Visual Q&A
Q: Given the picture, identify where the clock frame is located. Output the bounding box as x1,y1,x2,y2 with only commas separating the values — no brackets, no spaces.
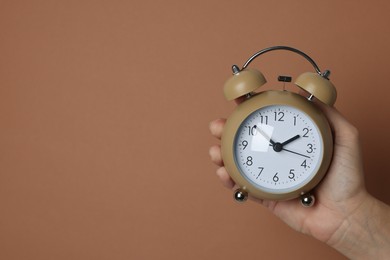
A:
221,90,333,201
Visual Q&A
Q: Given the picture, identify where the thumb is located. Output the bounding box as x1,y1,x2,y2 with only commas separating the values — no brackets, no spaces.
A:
316,102,359,141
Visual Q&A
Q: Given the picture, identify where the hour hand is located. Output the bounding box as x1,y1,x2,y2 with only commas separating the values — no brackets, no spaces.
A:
281,135,300,146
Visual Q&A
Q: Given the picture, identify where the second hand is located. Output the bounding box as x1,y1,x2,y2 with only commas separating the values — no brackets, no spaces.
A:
282,148,311,159
268,144,311,159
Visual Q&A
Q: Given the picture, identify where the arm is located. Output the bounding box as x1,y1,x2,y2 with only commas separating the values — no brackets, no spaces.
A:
209,105,390,259
330,196,390,259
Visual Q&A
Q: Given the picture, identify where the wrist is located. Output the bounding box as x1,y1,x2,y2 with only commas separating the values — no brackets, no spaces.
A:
329,193,390,259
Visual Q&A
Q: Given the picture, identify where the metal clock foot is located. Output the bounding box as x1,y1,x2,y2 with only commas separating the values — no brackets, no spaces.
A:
300,193,315,207
234,189,248,203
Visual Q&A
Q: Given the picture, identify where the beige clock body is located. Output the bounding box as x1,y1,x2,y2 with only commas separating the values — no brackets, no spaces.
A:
221,90,333,201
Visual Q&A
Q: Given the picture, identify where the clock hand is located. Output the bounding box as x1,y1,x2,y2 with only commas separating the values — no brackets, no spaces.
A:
268,143,311,158
254,126,307,157
281,135,300,146
282,148,311,159
253,125,276,145
268,135,300,152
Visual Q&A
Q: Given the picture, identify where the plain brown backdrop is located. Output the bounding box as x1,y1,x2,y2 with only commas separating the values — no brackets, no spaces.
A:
1,1,390,259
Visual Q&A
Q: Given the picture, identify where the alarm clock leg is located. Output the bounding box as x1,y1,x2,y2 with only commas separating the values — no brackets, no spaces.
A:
300,193,315,207
233,188,248,203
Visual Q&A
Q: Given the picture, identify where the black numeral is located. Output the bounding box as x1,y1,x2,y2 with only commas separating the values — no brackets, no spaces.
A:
302,128,310,137
241,140,248,150
260,115,268,125
273,173,279,182
288,169,295,179
274,111,285,122
246,156,253,166
301,160,307,168
246,126,258,136
256,167,264,179
307,144,314,153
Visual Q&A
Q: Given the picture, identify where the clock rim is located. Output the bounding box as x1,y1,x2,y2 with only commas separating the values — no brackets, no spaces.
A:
221,90,333,201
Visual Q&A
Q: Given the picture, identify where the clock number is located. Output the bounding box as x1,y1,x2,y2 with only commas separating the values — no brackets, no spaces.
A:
301,160,307,168
241,140,248,150
246,126,258,136
273,173,279,183
246,156,253,166
256,167,264,179
288,169,295,179
302,128,310,137
307,144,314,153
293,116,297,126
260,115,268,125
274,111,285,122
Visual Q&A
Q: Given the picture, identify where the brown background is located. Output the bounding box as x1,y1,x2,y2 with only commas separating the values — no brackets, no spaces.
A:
1,1,390,259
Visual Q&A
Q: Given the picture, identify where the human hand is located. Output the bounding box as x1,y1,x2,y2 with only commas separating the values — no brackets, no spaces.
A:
209,102,370,245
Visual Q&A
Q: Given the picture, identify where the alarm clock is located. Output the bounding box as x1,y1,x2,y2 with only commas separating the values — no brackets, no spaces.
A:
221,46,337,207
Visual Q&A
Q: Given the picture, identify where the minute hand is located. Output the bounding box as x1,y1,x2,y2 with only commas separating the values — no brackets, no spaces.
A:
253,125,276,145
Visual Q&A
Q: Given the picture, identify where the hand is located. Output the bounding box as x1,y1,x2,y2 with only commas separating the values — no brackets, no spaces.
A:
209,100,390,258
209,103,366,241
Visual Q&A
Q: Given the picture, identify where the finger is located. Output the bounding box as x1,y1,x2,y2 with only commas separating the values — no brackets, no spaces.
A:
234,96,246,105
209,118,226,139
315,103,359,139
209,145,224,166
269,199,310,232
248,196,264,205
216,167,235,189
298,89,356,134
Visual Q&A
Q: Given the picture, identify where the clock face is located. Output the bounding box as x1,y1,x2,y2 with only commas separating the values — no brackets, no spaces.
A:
234,105,324,193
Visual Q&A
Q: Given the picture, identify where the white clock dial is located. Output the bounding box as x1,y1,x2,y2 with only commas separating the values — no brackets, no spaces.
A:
234,105,324,193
